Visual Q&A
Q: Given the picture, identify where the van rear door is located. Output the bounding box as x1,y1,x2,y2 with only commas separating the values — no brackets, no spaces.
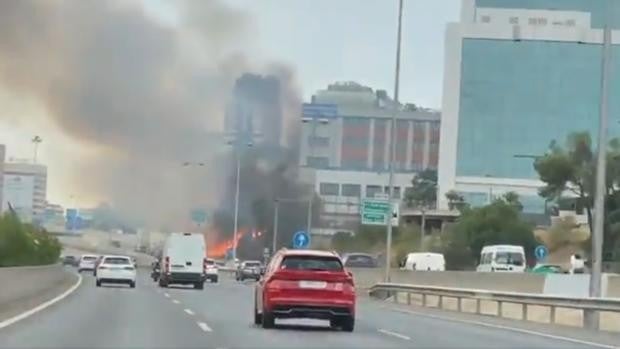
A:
167,234,205,275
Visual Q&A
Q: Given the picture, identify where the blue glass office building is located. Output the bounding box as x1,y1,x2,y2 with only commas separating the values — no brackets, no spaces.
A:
438,0,620,213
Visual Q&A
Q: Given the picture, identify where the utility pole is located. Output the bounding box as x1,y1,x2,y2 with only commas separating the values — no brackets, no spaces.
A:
32,136,42,164
585,23,612,330
273,199,279,253
384,0,404,283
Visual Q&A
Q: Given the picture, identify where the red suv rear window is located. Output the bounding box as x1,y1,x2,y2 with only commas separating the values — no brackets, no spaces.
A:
280,255,343,271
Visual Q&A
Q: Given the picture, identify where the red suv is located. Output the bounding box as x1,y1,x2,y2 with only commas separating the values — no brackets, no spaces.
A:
254,249,355,332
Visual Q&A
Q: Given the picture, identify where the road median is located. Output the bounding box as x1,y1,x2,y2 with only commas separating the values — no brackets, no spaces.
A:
0,264,78,325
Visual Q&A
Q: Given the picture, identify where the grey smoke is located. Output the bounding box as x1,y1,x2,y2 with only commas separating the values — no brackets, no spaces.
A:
0,0,300,229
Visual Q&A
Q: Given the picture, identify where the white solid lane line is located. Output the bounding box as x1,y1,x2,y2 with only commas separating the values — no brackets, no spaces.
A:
184,309,195,315
197,321,212,332
0,273,83,330
172,299,180,304
378,329,412,341
388,307,618,349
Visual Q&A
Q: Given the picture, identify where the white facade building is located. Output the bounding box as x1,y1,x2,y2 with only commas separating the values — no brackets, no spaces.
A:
438,0,620,213
1,161,47,222
300,82,441,233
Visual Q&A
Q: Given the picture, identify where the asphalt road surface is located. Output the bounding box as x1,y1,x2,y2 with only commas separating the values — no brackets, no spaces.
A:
0,270,614,349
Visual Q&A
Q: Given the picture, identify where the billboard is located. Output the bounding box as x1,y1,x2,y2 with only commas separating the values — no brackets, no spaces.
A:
2,174,35,221
302,103,338,119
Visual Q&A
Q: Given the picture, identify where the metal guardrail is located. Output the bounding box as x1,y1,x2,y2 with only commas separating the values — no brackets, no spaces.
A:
370,282,620,331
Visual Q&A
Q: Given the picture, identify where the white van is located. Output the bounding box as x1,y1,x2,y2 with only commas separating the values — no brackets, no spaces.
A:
401,252,445,271
476,245,526,272
159,232,207,289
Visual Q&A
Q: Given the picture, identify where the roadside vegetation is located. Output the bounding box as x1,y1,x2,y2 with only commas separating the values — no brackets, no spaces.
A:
0,212,62,267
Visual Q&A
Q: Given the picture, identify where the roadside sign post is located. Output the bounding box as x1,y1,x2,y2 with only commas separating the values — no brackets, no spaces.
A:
361,199,398,227
292,230,310,249
534,245,549,263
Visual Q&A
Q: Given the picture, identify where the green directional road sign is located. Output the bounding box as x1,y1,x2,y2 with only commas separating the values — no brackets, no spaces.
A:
361,199,390,226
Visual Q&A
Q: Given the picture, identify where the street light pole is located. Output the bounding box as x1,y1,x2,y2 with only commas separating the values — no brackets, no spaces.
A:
232,152,241,262
385,0,404,283
585,23,612,330
273,199,279,253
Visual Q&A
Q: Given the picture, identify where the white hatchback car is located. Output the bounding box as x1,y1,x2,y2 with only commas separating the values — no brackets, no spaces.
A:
205,258,219,283
78,255,98,273
95,255,137,288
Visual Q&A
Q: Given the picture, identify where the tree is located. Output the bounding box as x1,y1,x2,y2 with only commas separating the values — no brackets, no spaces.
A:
534,131,620,260
502,191,524,212
405,169,437,234
445,190,468,211
449,193,539,264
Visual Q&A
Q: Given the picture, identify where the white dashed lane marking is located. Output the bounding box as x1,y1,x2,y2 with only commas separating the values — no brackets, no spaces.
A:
197,322,212,332
378,329,411,341
184,308,195,315
172,299,180,304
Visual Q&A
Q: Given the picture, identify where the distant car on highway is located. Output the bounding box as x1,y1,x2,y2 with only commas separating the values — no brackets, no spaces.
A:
78,254,98,273
254,249,355,332
341,253,378,268
205,258,219,283
236,260,262,281
400,252,445,271
95,255,137,288
62,255,78,267
158,232,207,289
477,245,526,272
529,264,564,274
93,255,104,276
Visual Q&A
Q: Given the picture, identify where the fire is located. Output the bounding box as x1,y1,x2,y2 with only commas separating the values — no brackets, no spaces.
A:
207,229,246,258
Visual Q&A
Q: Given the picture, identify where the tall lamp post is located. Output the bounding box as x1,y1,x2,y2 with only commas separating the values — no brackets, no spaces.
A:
301,116,329,236
585,22,612,330
384,0,404,283
32,136,42,164
227,139,253,262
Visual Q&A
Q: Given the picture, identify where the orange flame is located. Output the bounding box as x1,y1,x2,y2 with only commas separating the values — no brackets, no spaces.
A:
207,229,246,258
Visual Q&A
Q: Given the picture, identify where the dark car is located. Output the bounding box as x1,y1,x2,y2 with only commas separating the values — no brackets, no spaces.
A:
341,253,378,268
236,260,263,281
62,255,78,267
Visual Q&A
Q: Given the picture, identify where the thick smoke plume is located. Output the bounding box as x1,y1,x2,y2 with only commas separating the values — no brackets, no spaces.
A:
0,0,300,229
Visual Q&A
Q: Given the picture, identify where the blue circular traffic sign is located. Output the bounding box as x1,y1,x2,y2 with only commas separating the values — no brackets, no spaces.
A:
534,245,548,261
292,230,310,249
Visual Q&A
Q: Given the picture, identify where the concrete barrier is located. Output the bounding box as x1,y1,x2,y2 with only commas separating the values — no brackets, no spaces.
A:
59,236,155,268
351,268,546,293
351,268,620,297
0,264,77,322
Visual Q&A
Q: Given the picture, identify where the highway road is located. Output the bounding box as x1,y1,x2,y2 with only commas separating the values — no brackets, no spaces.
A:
0,270,615,349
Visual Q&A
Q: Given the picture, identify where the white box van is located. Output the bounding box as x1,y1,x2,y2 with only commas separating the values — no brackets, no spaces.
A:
476,245,526,272
159,232,207,289
401,252,445,271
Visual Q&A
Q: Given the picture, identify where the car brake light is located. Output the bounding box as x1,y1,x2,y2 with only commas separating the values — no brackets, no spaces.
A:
165,256,170,274
123,266,135,271
203,258,207,275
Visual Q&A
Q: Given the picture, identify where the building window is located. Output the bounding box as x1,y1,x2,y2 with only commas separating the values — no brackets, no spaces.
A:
481,15,491,23
383,186,401,199
566,19,576,26
342,184,361,197
366,185,382,198
308,136,329,147
537,18,548,25
319,183,339,196
528,18,537,25
306,156,329,168
509,17,519,25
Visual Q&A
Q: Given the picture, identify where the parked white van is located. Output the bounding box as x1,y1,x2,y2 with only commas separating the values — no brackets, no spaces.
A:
159,232,207,289
400,252,445,271
476,245,526,272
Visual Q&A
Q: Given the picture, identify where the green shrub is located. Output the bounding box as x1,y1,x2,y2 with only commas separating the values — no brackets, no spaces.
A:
0,213,62,267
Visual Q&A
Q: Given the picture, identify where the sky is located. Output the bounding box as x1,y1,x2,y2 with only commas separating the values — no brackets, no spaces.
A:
0,0,460,207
